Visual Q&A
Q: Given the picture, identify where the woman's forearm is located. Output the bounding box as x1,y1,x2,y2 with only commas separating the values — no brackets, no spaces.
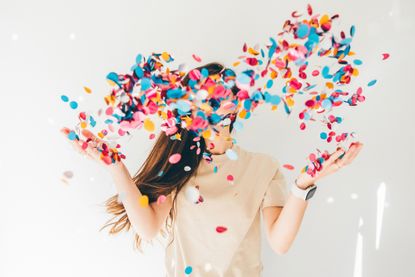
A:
108,162,157,240
269,192,308,254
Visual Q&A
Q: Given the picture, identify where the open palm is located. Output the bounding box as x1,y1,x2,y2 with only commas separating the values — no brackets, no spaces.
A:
296,142,364,189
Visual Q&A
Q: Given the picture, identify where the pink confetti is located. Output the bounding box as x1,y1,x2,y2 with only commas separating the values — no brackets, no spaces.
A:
169,153,182,164
282,164,295,170
192,54,202,62
157,195,167,204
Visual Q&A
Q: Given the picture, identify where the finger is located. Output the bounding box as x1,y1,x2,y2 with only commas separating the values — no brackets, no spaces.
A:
325,148,346,165
339,143,361,165
344,143,364,164
74,139,87,155
81,129,102,144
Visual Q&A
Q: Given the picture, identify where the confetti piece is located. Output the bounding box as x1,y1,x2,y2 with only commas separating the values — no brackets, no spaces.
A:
60,4,383,177
226,174,234,182
69,101,78,109
353,59,362,65
216,226,227,233
184,266,193,275
63,170,74,178
138,195,149,207
382,53,390,60
192,54,202,62
67,131,77,140
157,195,167,204
83,86,92,94
184,166,191,172
169,153,182,164
367,79,377,87
144,118,155,132
225,149,238,160
61,95,69,102
185,186,201,204
282,164,295,170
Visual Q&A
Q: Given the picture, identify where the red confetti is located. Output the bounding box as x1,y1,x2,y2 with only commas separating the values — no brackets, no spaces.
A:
382,53,390,60
216,226,227,233
283,164,295,170
192,54,202,62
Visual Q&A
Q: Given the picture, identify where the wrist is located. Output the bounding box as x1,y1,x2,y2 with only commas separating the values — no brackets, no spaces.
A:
108,161,125,174
295,178,316,190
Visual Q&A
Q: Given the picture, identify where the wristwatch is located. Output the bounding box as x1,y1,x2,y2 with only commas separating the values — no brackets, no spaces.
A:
290,180,317,201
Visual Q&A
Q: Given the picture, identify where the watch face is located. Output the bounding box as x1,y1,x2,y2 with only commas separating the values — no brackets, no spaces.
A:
305,186,317,200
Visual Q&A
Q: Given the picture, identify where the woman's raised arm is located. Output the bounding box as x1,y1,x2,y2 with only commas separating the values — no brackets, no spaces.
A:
61,127,173,240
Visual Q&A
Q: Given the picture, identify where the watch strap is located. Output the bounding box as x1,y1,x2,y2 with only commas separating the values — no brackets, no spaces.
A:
290,182,317,201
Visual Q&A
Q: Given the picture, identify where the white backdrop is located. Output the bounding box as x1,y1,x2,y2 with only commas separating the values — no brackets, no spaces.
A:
1,0,414,276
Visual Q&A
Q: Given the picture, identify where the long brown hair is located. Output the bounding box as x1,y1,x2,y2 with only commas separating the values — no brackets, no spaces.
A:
99,62,239,251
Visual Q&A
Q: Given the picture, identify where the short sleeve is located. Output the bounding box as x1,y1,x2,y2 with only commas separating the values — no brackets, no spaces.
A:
260,160,289,209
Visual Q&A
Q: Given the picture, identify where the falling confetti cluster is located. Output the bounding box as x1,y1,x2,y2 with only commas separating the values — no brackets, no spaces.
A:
60,6,389,274
61,4,386,176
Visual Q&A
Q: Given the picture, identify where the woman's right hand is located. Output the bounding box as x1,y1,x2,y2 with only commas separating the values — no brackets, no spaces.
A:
60,126,121,168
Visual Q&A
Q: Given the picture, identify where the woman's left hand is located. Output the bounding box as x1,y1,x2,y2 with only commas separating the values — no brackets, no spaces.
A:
295,141,364,189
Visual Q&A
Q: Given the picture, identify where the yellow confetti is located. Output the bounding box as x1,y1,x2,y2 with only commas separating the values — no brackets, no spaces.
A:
286,97,295,107
138,195,149,207
80,121,87,129
352,68,359,76
239,109,247,119
161,52,170,62
144,118,155,132
106,80,116,87
83,86,92,94
326,82,334,89
248,47,260,55
320,14,330,25
202,129,211,139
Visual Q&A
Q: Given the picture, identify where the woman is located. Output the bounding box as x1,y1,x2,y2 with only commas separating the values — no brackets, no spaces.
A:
61,62,363,276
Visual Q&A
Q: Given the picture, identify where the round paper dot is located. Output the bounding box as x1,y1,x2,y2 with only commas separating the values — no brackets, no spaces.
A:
144,118,155,132
169,153,182,164
138,195,149,207
61,95,69,102
63,170,74,179
225,149,238,160
184,166,191,172
83,86,92,94
282,164,295,170
185,266,193,274
382,53,390,60
157,195,167,204
67,131,77,140
69,101,78,109
227,174,234,182
367,79,377,87
185,186,200,203
192,54,202,62
216,226,227,233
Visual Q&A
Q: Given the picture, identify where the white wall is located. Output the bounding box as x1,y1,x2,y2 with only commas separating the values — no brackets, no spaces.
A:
1,0,414,276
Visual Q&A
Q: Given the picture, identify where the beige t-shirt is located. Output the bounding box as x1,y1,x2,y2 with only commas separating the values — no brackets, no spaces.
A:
164,143,289,276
